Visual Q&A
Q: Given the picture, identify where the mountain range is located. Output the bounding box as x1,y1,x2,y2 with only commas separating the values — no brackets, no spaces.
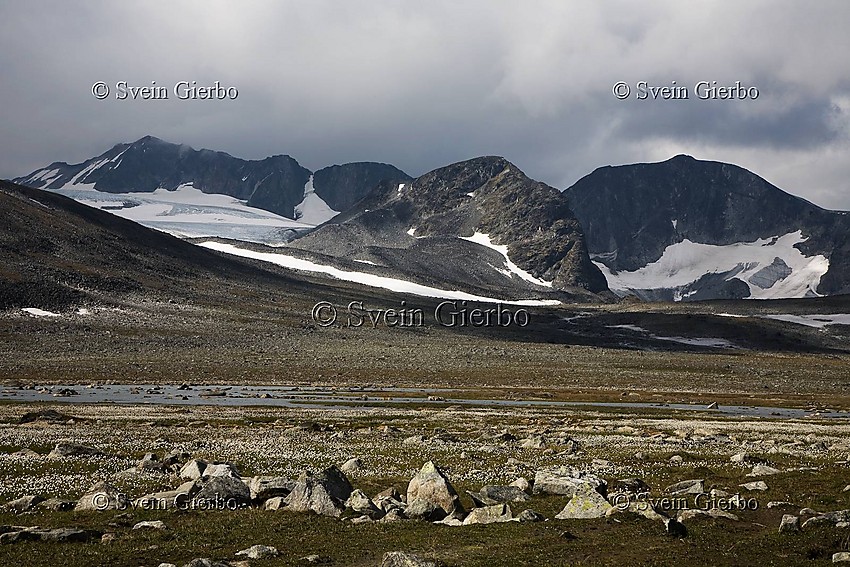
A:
12,138,850,302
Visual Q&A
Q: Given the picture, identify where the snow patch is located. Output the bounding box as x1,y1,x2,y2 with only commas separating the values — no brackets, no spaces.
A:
406,228,417,237
461,232,553,288
199,241,560,306
607,324,735,348
762,313,850,328
594,231,828,300
53,184,313,244
295,175,339,225
397,183,406,193
21,308,60,317
672,219,678,230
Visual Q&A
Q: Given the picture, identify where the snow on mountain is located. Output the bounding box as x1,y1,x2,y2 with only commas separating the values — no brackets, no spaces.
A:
200,241,561,306
594,231,829,300
294,176,339,225
460,232,553,288
55,184,312,245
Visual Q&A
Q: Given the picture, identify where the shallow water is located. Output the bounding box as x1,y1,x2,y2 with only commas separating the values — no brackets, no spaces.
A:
1,383,847,420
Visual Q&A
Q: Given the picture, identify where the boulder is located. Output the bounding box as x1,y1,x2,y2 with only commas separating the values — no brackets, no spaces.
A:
346,489,383,519
180,459,209,480
663,479,704,496
182,560,230,567
802,509,850,529
283,466,353,517
0,526,101,544
834,552,850,563
476,485,531,505
132,520,167,530
740,481,768,491
555,487,612,519
247,476,295,501
533,467,606,498
520,435,547,449
74,481,129,511
379,509,406,523
747,464,781,476
779,514,800,533
341,457,363,474
38,498,76,511
5,495,44,513
678,509,738,522
263,496,286,510
192,476,251,507
235,544,279,559
135,481,196,510
48,442,103,459
462,504,512,525
406,461,463,521
380,551,436,567
138,453,167,472
9,449,40,458
202,463,240,478
509,477,530,493
730,452,766,465
516,509,545,522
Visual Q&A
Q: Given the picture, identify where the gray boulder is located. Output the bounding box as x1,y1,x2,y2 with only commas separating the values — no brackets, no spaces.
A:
664,479,704,496
74,481,129,511
283,466,353,517
555,486,612,519
475,485,531,505
5,495,44,513
179,459,208,480
38,498,76,512
406,461,464,521
462,504,512,525
235,544,279,559
135,481,196,510
380,551,437,567
0,526,101,544
346,489,383,519
533,467,606,497
192,476,250,507
48,442,103,459
779,514,799,533
247,476,295,501
516,509,545,522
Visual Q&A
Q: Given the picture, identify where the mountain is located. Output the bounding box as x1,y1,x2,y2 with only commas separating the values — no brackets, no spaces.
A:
282,156,609,302
566,155,850,300
0,178,311,310
14,136,411,239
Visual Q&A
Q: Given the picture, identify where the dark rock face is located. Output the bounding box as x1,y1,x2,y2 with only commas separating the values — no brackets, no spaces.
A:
15,137,411,222
313,162,412,213
291,156,608,298
566,155,850,298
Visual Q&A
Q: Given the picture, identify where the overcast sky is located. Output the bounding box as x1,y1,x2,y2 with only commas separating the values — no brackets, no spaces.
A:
1,1,849,208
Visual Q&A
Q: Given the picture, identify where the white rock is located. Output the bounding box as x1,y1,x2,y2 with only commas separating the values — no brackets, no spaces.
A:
132,520,167,530
740,481,768,491
235,544,279,559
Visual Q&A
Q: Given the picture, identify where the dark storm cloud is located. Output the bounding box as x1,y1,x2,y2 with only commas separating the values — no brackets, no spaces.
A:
1,1,849,207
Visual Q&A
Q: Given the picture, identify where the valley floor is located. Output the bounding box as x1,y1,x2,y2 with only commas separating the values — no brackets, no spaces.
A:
1,295,849,565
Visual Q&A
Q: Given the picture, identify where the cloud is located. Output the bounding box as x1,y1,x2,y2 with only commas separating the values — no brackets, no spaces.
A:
1,1,848,208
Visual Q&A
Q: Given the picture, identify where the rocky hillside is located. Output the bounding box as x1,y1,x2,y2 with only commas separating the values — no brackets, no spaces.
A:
0,180,303,310
15,137,410,222
288,156,608,301
566,155,850,300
